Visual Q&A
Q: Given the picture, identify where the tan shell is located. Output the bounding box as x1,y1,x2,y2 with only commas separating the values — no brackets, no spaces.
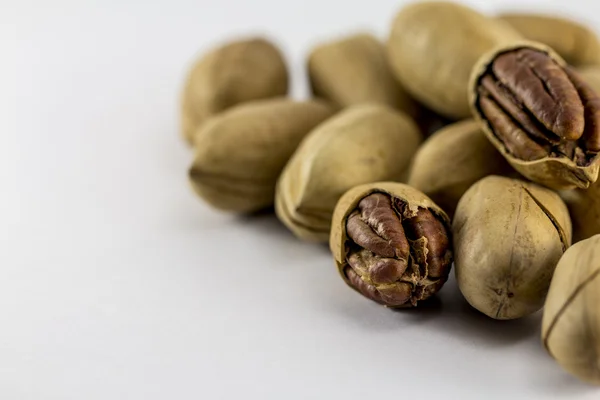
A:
562,68,600,235
181,38,288,145
189,98,335,213
453,176,572,320
542,234,600,385
469,41,600,190
407,119,515,217
330,182,451,305
387,1,520,119
276,104,422,242
560,182,600,243
308,33,416,115
498,13,600,67
577,65,600,93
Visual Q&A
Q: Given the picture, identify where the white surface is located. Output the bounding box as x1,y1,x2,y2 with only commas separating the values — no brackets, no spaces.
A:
4,0,600,398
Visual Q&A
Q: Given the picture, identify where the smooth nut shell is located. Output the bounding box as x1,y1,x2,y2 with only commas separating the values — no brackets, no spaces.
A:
577,65,600,93
276,104,422,242
189,98,335,213
560,182,600,243
181,38,288,145
469,41,600,190
388,1,520,119
407,119,515,217
453,176,572,320
498,13,600,67
330,181,451,305
308,33,416,115
542,234,600,385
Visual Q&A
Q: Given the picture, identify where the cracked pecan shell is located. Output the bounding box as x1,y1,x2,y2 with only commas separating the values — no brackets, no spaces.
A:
330,182,452,308
470,42,600,189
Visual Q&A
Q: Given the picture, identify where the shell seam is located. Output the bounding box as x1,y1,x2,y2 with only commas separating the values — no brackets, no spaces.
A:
543,268,600,356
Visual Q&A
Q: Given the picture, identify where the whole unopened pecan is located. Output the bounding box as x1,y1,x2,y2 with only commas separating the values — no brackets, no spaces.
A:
498,13,600,67
454,176,572,320
275,104,422,243
408,119,516,217
470,43,600,189
330,183,452,308
542,234,600,385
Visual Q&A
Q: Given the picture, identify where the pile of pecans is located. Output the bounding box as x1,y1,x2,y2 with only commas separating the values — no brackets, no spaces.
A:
181,1,600,385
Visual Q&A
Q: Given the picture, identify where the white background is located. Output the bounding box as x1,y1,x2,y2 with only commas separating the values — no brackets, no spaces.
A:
4,0,600,399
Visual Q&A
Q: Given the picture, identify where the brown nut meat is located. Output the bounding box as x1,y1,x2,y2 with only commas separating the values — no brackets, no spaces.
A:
181,38,288,145
542,234,600,385
498,13,600,67
308,33,416,116
454,176,572,320
330,182,452,308
470,42,600,189
407,119,515,217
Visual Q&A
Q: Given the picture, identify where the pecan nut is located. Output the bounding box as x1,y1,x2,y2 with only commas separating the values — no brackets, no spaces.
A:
340,191,452,307
475,48,600,165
